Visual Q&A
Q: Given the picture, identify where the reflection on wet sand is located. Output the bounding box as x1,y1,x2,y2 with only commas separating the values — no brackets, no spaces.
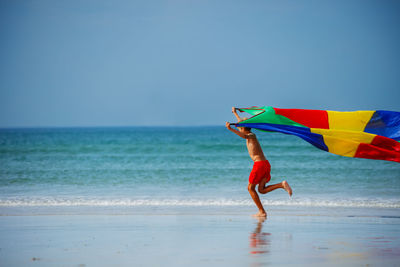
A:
249,217,270,255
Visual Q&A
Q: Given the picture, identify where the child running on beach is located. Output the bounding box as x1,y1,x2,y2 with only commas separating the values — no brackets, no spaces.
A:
226,107,292,217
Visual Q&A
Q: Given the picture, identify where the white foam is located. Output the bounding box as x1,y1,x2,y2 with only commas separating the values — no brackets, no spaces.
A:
1,197,399,208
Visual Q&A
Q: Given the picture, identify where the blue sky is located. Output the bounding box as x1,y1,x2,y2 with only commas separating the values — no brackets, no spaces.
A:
1,0,399,127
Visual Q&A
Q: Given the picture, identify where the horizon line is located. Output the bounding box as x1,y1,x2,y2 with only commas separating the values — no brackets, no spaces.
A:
0,124,225,130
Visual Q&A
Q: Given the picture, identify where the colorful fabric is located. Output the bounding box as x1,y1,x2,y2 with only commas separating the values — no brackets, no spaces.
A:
235,106,400,163
249,160,271,185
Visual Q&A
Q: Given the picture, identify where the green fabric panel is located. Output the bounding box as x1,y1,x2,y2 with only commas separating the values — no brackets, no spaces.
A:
238,106,306,128
237,107,264,116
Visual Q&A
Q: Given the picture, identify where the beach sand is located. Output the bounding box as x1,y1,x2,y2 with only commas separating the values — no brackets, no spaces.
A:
0,207,399,267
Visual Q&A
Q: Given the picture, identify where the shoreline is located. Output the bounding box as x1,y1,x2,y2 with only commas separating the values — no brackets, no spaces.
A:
1,205,399,217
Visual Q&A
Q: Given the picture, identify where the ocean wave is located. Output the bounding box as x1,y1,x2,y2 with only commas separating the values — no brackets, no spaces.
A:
1,197,399,209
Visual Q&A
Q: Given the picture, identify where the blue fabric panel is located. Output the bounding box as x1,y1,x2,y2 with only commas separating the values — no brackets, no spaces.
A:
364,110,400,141
238,123,329,152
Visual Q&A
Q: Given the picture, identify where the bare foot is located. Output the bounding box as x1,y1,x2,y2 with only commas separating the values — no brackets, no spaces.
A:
282,180,292,197
252,211,267,218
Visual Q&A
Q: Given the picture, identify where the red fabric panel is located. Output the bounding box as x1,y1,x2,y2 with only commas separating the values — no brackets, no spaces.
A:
355,142,400,163
273,108,329,129
370,135,400,153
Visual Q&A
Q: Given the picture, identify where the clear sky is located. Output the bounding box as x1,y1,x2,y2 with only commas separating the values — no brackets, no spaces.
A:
1,0,399,127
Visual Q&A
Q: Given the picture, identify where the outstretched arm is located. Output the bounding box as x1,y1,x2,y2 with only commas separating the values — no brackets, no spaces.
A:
232,107,243,122
225,122,248,139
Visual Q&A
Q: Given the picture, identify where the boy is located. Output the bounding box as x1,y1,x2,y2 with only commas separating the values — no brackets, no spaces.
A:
226,107,292,217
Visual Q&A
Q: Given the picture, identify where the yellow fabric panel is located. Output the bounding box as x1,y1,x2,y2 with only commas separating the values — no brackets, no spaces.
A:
327,110,375,131
310,128,376,157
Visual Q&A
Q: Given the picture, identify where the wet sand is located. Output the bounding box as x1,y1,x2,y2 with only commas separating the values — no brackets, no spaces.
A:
0,207,399,266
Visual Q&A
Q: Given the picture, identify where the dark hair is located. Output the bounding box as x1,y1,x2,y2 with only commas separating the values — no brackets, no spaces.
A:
244,127,251,131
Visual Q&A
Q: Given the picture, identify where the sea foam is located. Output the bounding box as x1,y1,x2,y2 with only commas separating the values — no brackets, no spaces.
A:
1,197,399,208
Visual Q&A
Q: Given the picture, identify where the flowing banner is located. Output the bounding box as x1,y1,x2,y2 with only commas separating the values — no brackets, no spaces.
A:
234,106,400,163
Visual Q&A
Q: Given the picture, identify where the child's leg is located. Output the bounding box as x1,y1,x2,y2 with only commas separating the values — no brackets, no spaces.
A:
248,183,266,217
258,178,292,196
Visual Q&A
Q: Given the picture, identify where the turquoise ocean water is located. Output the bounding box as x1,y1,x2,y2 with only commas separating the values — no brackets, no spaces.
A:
0,127,399,211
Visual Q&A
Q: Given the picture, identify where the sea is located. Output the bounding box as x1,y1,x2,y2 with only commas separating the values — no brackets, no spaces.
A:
1,126,399,214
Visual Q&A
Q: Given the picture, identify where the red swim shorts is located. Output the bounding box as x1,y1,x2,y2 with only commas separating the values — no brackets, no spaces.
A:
249,160,271,185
